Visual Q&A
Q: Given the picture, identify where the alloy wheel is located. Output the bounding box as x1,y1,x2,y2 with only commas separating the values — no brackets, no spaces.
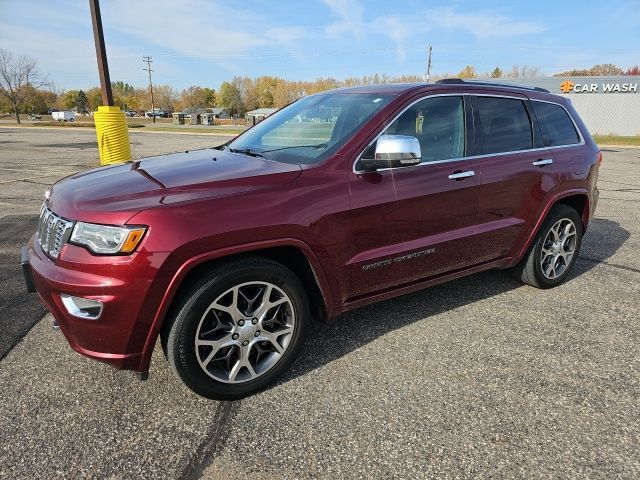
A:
540,218,577,280
194,281,295,383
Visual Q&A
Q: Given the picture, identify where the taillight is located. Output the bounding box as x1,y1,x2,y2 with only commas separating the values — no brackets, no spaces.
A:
597,151,603,164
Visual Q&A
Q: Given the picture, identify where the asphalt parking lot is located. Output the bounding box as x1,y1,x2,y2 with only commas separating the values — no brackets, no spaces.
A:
0,127,638,479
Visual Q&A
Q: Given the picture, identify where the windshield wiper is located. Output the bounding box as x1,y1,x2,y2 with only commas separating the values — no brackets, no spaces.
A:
226,146,269,159
260,142,329,153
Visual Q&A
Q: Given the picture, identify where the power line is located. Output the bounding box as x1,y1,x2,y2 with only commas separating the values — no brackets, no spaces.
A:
142,55,155,123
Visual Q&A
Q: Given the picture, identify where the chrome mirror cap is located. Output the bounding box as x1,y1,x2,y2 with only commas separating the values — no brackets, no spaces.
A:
361,135,422,171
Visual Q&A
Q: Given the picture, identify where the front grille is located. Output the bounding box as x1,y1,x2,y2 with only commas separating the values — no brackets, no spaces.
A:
37,204,74,259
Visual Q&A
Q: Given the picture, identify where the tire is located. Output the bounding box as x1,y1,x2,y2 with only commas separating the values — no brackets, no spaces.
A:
163,256,310,400
69,118,74,122
512,204,583,289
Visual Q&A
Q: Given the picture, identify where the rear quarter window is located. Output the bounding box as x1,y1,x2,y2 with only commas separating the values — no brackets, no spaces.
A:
531,101,581,147
474,97,533,155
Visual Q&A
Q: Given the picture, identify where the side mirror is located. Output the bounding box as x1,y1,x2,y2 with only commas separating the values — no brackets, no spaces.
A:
360,135,422,171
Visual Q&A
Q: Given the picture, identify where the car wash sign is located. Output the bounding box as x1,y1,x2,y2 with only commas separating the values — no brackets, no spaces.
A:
560,80,638,93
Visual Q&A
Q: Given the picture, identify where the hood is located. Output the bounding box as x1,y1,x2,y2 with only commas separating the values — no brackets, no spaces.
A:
47,149,302,224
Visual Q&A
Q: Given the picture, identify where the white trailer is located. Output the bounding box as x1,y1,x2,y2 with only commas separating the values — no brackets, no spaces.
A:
52,111,76,122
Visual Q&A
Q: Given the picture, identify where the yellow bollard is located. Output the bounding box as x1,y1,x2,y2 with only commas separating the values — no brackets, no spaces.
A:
93,105,132,165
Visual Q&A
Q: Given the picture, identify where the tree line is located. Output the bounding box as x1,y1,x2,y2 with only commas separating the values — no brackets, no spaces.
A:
2,48,639,123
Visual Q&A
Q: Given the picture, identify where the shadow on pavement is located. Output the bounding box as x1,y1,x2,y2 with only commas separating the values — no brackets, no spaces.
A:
0,214,44,359
280,218,629,385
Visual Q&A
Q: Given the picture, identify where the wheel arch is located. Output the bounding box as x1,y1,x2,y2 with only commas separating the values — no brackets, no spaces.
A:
138,238,335,372
515,189,590,261
555,193,590,231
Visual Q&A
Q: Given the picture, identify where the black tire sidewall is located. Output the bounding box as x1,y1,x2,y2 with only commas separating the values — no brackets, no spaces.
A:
531,206,583,288
168,261,309,400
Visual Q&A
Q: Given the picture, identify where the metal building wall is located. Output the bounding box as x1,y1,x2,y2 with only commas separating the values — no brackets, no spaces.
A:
559,94,640,136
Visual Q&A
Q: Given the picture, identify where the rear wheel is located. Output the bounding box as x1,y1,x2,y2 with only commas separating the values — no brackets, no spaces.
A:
163,257,309,400
512,205,583,288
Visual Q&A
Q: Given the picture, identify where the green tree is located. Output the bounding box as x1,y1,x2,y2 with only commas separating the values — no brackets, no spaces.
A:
201,87,216,107
111,81,136,110
86,87,102,111
490,66,503,78
74,89,88,113
60,90,79,110
218,81,243,115
179,85,216,111
255,76,280,108
23,87,57,114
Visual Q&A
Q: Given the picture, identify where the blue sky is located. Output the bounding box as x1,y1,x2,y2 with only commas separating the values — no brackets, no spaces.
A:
1,0,638,91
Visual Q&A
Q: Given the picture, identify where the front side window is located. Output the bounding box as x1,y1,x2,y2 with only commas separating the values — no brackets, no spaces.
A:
226,93,393,165
531,101,580,147
361,96,465,165
475,97,533,155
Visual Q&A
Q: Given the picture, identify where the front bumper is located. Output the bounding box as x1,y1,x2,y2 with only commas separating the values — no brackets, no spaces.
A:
24,237,169,371
21,246,36,293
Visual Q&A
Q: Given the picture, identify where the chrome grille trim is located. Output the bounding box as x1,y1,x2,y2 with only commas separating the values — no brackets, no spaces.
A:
37,204,74,259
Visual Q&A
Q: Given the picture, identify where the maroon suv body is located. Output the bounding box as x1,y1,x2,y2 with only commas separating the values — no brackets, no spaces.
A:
24,80,600,399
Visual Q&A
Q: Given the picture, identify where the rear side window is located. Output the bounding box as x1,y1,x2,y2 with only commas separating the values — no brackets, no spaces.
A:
475,97,533,155
531,101,580,147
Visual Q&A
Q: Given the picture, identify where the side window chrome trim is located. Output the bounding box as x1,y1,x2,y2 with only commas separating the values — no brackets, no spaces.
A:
353,93,585,175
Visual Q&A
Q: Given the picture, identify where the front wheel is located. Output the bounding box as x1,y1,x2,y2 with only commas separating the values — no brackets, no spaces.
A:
163,257,309,400
512,204,583,288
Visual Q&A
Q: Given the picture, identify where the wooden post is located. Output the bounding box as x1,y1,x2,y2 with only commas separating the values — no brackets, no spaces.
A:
89,0,113,106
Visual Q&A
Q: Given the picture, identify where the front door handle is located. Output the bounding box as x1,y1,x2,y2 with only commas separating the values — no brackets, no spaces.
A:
532,158,554,167
448,170,475,180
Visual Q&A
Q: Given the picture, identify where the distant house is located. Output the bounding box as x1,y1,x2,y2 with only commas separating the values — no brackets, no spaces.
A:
203,107,230,119
245,108,278,124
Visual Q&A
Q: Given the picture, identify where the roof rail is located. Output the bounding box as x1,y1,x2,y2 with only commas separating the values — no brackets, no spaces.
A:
435,78,550,93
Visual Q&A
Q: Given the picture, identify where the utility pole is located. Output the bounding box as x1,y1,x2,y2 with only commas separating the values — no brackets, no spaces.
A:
88,0,130,165
143,55,155,123
426,44,433,83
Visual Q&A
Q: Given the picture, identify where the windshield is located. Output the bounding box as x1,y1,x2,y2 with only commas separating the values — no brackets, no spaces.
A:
226,93,394,165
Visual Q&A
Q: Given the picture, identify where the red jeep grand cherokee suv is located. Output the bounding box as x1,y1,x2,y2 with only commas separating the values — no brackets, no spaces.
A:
23,79,600,399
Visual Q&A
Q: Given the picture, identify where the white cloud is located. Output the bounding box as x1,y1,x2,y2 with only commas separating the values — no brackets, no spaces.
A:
369,16,412,63
320,1,545,64
428,7,546,39
103,0,267,59
323,0,365,41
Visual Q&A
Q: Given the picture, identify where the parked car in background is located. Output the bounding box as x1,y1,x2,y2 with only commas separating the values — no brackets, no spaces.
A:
52,111,75,122
23,79,600,400
145,109,168,118
124,110,136,117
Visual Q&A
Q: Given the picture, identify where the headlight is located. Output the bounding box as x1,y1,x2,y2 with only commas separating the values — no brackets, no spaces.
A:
70,222,146,254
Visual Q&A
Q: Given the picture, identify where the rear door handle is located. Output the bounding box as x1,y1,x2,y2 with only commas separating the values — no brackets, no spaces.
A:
448,170,475,180
532,158,553,167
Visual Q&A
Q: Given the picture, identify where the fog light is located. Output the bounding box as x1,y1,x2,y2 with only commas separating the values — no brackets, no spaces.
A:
60,294,103,319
